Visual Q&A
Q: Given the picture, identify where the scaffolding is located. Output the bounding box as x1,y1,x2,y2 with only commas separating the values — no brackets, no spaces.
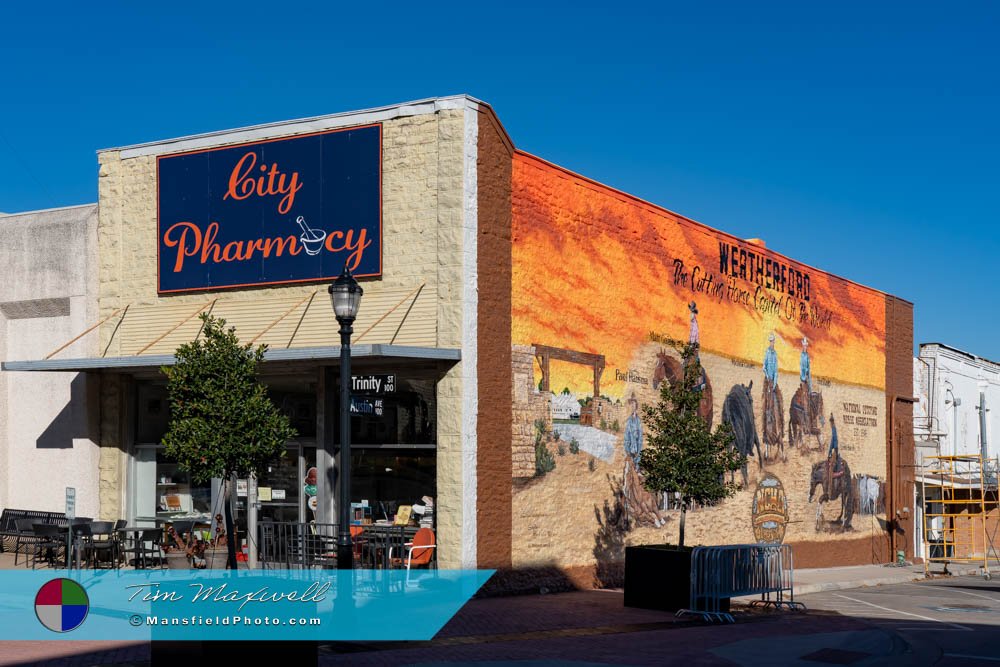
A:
922,454,1000,580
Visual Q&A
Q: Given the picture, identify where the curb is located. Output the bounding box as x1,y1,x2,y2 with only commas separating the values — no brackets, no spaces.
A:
732,564,987,604
791,573,926,596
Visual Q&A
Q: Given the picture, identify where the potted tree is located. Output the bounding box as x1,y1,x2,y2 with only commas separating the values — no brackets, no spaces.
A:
155,314,303,662
161,313,296,570
624,340,744,611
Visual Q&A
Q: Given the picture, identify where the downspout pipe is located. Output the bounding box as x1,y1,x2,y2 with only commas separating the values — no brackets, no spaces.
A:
978,382,989,464
916,355,936,433
889,395,918,561
945,388,961,457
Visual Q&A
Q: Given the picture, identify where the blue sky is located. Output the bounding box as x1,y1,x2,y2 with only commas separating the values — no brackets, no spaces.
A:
2,2,997,360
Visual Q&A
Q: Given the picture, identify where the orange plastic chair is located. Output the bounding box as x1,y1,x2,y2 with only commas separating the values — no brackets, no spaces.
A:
350,525,365,564
389,527,436,583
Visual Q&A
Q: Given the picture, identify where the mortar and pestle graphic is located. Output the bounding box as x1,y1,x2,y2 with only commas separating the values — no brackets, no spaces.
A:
294,216,327,255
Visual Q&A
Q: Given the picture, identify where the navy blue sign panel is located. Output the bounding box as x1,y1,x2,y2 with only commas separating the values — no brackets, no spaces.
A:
157,124,381,293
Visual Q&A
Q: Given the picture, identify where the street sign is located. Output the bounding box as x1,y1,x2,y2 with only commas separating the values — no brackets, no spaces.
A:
65,487,76,520
351,374,395,394
351,396,385,417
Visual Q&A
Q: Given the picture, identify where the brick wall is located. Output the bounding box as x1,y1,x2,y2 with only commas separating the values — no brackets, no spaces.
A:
510,150,911,579
475,109,514,569
885,295,916,560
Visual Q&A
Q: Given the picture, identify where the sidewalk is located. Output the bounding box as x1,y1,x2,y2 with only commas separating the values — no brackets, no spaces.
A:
788,561,995,596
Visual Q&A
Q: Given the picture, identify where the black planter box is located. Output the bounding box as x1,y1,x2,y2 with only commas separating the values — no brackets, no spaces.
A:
151,641,317,664
624,545,729,613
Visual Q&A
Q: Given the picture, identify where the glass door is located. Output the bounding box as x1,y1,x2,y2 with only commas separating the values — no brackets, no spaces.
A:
256,445,303,524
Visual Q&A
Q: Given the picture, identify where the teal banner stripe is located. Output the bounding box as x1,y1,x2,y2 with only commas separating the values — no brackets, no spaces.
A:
2,569,494,641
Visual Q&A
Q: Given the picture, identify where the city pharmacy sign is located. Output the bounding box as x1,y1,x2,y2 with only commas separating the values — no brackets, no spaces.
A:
157,124,381,293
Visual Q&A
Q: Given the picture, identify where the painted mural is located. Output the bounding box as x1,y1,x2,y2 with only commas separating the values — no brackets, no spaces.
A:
510,153,889,580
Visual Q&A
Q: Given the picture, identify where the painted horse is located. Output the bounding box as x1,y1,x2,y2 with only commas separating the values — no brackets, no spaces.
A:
808,457,854,531
761,382,785,462
721,381,763,489
789,384,825,450
652,350,713,428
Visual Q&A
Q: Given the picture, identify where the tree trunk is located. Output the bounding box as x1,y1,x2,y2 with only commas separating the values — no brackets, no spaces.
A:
224,478,238,569
679,503,686,548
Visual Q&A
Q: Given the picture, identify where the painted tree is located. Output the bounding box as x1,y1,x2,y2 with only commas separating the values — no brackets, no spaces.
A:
161,313,296,569
639,340,743,547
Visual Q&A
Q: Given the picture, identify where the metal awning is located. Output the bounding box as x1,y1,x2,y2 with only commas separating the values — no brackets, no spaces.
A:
1,344,460,373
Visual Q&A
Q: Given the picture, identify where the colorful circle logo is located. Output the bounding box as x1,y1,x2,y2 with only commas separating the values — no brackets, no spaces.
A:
35,578,89,633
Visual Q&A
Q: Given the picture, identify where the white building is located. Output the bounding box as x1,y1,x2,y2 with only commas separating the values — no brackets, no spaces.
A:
914,343,1000,462
0,204,100,518
550,392,581,420
912,343,1000,562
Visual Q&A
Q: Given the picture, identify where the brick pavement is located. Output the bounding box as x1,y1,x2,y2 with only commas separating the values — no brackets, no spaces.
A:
319,593,884,666
0,570,935,666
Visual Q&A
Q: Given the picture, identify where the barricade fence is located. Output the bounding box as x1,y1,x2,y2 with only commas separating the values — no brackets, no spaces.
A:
258,521,339,569
678,544,805,623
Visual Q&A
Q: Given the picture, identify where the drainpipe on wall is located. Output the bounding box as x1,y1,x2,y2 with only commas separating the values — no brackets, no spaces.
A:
916,355,936,434
945,388,961,457
978,381,989,465
889,395,919,561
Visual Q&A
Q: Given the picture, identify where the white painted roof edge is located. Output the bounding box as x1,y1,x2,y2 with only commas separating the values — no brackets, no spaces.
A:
101,95,485,159
0,203,97,218
920,343,1000,371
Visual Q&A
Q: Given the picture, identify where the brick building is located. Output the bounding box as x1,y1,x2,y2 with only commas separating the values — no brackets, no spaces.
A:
1,96,914,584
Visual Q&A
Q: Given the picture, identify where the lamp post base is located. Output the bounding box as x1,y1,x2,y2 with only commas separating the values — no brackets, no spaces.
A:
337,540,354,570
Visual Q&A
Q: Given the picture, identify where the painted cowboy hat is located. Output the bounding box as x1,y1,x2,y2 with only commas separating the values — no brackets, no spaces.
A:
688,301,698,314
768,332,775,343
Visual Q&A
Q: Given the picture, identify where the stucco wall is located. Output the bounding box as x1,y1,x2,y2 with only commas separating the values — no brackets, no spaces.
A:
95,103,476,566
915,343,1000,459
0,205,100,517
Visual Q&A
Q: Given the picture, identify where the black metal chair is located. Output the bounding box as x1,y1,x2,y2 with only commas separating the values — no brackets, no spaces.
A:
136,529,166,569
89,521,118,569
67,521,93,568
13,519,41,567
30,523,66,569
112,520,128,567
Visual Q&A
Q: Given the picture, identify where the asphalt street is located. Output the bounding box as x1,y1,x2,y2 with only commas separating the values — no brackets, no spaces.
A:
798,575,1000,666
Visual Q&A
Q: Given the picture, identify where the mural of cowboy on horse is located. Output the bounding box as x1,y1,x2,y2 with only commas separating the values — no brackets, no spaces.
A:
789,336,826,449
652,302,713,428
761,332,784,461
688,301,707,394
808,413,854,532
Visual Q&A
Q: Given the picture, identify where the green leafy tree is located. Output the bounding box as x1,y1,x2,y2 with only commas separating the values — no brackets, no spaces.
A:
161,313,296,568
639,340,743,547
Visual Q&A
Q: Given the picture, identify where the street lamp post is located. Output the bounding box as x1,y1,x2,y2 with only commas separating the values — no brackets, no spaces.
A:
329,265,363,570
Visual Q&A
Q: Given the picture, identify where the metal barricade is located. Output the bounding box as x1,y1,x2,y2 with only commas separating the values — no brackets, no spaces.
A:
678,544,805,623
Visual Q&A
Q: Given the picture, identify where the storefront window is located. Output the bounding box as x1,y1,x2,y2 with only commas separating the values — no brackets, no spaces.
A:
133,383,215,524
255,447,303,524
270,389,316,438
133,447,216,522
342,375,436,527
349,378,435,445
350,448,435,522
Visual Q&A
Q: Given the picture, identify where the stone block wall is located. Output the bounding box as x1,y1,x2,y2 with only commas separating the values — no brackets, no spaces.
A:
511,344,552,478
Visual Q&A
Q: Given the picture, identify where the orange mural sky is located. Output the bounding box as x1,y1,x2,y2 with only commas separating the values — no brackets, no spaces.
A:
512,152,887,399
